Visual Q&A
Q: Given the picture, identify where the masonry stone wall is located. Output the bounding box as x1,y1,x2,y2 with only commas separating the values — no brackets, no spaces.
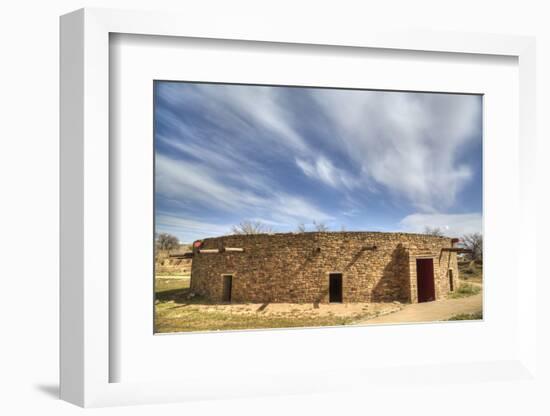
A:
190,232,458,304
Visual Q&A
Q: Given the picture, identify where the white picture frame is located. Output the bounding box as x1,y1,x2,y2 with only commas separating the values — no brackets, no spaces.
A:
60,8,537,408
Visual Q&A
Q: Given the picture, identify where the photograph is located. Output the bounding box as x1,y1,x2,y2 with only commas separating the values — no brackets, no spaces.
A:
153,81,483,333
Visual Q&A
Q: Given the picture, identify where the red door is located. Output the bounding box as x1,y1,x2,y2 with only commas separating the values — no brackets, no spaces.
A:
416,259,435,302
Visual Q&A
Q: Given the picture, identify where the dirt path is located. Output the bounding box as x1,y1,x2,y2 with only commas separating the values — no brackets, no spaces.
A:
356,292,483,325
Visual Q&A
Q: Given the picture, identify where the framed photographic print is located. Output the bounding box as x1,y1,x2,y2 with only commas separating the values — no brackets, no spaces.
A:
60,8,538,408
152,81,483,334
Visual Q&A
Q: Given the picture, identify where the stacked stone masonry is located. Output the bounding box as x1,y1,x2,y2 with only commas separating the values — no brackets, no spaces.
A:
190,232,459,304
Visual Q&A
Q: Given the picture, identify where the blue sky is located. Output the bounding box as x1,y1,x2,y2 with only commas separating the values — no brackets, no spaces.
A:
155,81,482,243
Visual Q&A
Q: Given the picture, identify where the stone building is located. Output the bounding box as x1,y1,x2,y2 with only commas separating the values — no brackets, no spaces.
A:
190,232,461,304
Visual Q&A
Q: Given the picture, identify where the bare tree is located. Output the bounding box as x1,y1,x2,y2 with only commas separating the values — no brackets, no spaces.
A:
231,220,273,235
156,232,179,254
462,233,483,261
313,220,329,232
424,226,444,237
296,223,307,233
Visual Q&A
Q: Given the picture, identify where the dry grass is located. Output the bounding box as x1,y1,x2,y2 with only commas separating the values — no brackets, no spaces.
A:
447,311,483,321
155,272,190,279
458,260,483,284
154,278,402,333
155,277,192,291
448,282,481,299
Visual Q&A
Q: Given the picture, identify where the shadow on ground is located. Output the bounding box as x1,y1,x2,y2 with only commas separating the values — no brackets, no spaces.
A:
156,286,249,306
34,384,59,399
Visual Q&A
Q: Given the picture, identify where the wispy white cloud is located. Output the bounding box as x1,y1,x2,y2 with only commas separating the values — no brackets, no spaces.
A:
399,212,482,237
156,213,233,242
158,84,480,213
214,86,308,152
310,90,481,211
295,156,359,190
269,194,333,224
155,82,481,238
158,83,308,153
156,154,332,226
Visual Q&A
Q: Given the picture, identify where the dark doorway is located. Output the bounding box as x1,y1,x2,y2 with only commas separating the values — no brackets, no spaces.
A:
329,273,343,303
222,275,232,302
448,269,454,292
416,259,435,302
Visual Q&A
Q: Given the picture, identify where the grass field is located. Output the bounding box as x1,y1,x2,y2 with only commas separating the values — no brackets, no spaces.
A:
154,278,402,333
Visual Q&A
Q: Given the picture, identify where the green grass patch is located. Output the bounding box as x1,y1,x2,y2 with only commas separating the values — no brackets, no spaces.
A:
448,311,483,321
448,283,481,299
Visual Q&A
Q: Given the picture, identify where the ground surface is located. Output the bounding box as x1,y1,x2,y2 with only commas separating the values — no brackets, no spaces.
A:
155,277,402,333
155,272,483,332
357,288,482,325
